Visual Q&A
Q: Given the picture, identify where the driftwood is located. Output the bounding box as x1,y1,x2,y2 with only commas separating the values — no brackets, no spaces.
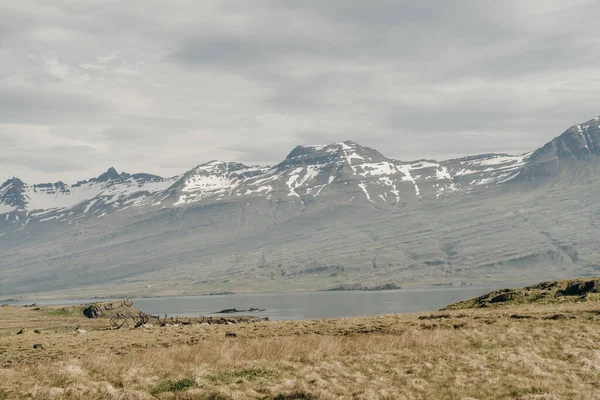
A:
106,313,268,330
110,314,128,330
156,314,168,327
132,312,150,328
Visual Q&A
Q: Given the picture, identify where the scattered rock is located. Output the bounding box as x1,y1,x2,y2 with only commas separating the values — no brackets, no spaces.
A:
510,314,535,319
33,330,42,334
490,292,514,304
33,344,45,350
544,314,573,320
225,332,238,337
17,328,27,335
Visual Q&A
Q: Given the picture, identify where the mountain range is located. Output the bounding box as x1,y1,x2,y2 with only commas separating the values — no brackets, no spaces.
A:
2,116,600,297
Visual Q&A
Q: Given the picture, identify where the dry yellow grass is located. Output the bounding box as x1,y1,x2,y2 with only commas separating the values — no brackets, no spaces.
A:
2,302,600,399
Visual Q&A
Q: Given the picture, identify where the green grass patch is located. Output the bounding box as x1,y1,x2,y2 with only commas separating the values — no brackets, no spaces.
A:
206,368,279,384
150,378,196,395
46,307,78,317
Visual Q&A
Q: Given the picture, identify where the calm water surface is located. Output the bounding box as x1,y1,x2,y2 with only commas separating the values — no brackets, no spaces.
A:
134,284,518,320
5,283,529,320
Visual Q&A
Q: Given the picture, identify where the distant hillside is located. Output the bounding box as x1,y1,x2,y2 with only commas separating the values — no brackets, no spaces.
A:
442,277,600,310
2,115,600,297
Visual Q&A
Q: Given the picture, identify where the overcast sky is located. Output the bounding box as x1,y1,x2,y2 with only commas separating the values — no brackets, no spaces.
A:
1,0,599,183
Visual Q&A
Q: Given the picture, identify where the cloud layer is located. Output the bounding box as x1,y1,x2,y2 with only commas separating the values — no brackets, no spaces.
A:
1,0,599,183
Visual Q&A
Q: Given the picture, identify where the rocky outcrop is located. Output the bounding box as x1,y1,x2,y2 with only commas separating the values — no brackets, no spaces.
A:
82,300,136,318
443,278,600,310
557,280,600,297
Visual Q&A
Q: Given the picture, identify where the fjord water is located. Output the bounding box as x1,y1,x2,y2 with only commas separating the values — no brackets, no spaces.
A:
133,284,521,320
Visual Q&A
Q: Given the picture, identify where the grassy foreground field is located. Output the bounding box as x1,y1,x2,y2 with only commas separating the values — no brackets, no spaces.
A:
3,285,600,399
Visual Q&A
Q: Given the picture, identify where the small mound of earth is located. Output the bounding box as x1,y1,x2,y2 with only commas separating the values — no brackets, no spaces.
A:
442,277,600,310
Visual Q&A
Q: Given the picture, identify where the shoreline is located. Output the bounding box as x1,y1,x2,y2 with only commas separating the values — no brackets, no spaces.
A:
1,278,540,305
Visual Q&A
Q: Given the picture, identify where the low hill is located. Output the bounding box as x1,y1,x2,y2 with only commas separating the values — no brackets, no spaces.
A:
442,277,600,310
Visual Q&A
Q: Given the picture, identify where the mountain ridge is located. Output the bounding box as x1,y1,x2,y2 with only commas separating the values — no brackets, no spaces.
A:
0,141,534,218
2,115,600,297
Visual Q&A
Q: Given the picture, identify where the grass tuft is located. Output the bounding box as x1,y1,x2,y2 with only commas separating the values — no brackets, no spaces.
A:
204,393,232,400
47,307,77,317
206,368,279,384
273,392,317,400
150,378,196,395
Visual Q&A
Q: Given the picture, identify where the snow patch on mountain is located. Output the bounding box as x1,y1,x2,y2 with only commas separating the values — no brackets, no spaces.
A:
358,181,375,203
173,162,267,205
398,165,421,197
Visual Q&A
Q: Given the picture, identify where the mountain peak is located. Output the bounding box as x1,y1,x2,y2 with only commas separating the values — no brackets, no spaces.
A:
282,141,387,168
298,140,364,152
1,177,24,188
528,116,600,164
95,167,122,182
0,177,27,209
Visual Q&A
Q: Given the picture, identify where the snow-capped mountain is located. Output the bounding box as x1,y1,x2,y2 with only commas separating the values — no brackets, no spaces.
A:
2,115,600,297
532,116,600,161
0,168,177,223
0,141,532,222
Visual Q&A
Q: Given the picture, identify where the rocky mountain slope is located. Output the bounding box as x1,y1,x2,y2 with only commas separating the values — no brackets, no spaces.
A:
1,116,600,297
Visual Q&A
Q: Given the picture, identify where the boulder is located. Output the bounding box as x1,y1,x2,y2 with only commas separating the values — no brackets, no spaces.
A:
558,280,600,296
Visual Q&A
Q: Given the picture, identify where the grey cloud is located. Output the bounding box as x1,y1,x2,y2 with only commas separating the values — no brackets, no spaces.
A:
1,144,101,174
1,0,600,183
172,36,273,67
0,86,109,125
223,142,299,166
